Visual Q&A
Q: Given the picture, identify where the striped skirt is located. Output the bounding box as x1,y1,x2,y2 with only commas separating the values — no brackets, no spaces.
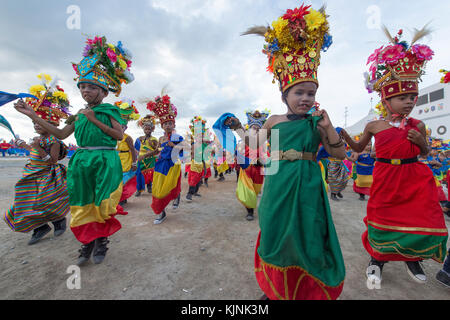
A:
327,160,349,194
4,162,70,233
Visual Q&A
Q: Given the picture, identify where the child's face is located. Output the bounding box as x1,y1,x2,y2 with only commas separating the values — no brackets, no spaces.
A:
284,82,317,115
33,121,47,135
385,93,417,116
364,144,372,153
143,125,154,136
162,121,175,133
79,83,108,105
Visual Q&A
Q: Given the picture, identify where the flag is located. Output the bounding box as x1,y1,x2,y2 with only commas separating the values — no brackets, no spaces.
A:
0,91,37,107
0,114,16,138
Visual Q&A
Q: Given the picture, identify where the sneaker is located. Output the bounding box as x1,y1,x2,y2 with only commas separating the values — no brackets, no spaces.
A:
154,211,167,225
52,218,67,237
92,237,110,264
330,193,339,201
246,213,254,221
77,241,95,266
366,258,385,283
436,270,450,288
359,194,365,201
405,261,427,283
193,193,201,197
337,192,343,199
173,195,180,209
186,193,193,202
147,184,152,194
28,224,51,245
135,190,141,197
218,176,225,182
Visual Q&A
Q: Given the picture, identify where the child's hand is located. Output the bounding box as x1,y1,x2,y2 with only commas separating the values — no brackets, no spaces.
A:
407,129,426,148
313,109,332,128
14,99,36,118
79,108,96,122
30,137,41,149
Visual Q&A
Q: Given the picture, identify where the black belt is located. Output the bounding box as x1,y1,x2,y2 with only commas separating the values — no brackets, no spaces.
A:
376,157,418,165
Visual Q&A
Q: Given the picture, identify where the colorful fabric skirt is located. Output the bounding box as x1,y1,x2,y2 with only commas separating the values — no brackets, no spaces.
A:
188,161,203,187
236,165,264,209
120,170,137,202
151,160,182,214
327,160,349,193
68,149,123,244
4,162,70,233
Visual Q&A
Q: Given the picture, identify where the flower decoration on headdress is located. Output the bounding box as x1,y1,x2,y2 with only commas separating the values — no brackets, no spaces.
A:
374,101,388,120
242,4,331,92
189,116,207,136
73,36,134,97
145,89,177,126
245,109,270,128
137,114,156,128
114,98,140,123
365,25,433,99
440,69,450,83
25,74,71,125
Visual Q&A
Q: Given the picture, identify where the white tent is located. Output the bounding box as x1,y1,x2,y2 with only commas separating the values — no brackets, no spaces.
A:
345,108,379,136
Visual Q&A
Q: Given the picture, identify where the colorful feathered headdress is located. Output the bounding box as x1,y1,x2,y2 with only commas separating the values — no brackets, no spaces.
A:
73,36,134,96
145,88,178,125
189,116,207,136
114,98,140,123
25,74,71,125
137,114,156,128
242,4,332,92
245,109,270,129
365,25,433,99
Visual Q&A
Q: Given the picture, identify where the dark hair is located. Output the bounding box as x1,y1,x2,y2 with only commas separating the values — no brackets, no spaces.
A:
281,86,292,105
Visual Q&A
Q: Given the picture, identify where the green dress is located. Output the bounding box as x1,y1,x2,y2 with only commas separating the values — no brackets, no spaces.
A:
254,116,345,300
68,103,126,244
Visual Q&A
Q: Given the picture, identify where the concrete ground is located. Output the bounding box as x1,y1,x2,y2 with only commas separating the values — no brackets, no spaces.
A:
0,157,449,300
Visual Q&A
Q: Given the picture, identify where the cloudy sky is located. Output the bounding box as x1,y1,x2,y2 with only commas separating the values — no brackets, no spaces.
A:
1,0,449,144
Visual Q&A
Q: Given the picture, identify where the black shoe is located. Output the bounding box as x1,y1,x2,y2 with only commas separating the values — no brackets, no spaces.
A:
405,261,427,283
330,193,339,201
366,257,385,283
77,241,95,266
92,237,110,264
246,213,254,221
147,184,152,194
52,218,67,237
218,176,225,182
119,199,127,206
204,180,208,188
135,190,141,197
154,211,167,225
28,224,51,245
173,195,180,209
436,270,450,288
193,193,201,197
337,192,343,198
359,194,365,201
186,193,193,202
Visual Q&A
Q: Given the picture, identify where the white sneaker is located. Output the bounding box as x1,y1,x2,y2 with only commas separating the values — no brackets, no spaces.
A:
405,261,427,283
154,213,167,225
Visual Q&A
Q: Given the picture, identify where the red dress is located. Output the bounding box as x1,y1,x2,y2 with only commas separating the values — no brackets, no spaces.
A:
362,118,448,262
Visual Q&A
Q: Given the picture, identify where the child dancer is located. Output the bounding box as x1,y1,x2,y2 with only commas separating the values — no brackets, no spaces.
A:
352,143,375,201
146,92,184,224
234,110,269,221
115,100,140,206
341,26,448,284
186,116,207,201
135,115,159,196
5,75,70,245
221,4,346,299
14,36,134,265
